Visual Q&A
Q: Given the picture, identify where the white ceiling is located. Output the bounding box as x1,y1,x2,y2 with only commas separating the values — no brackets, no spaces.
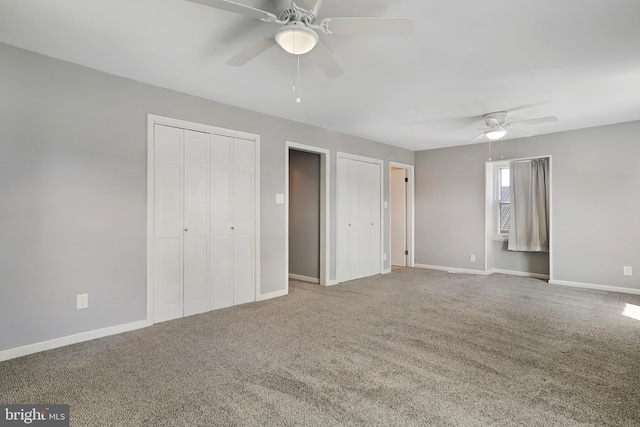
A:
1,0,640,151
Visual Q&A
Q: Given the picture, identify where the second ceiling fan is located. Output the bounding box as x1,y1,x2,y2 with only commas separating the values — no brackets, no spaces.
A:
187,0,414,78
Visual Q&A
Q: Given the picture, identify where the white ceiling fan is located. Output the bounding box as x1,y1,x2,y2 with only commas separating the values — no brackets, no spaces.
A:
471,111,559,142
186,0,414,78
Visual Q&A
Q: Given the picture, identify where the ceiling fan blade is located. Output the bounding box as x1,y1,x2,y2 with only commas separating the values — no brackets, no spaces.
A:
467,133,487,144
321,17,414,36
226,36,277,66
307,41,343,79
508,127,536,137
509,116,558,126
186,0,277,22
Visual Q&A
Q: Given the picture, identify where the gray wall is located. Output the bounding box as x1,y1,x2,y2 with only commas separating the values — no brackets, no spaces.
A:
492,241,549,275
0,42,413,352
415,120,640,291
414,143,487,270
289,149,320,279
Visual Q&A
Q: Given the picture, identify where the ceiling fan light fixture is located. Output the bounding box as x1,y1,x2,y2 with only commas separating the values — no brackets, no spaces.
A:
275,23,319,55
485,128,508,141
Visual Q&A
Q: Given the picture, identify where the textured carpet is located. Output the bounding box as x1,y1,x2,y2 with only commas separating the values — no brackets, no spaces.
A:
1,268,640,426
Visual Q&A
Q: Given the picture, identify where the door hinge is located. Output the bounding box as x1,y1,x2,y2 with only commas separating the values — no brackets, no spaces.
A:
405,250,409,255
405,177,408,182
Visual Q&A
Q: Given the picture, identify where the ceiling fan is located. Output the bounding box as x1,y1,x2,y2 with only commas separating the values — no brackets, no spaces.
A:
186,0,414,78
471,111,559,142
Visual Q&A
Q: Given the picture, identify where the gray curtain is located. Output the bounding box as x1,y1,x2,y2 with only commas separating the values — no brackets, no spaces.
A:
508,158,549,252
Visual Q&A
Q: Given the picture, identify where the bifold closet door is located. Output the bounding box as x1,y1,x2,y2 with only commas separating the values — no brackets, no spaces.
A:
182,130,210,317
337,157,381,282
210,135,255,310
154,125,210,323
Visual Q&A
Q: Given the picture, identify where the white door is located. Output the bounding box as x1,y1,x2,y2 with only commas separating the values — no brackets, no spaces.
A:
183,130,210,316
337,156,382,282
232,138,255,305
154,125,185,323
154,125,255,322
210,135,255,309
154,126,211,322
391,168,407,266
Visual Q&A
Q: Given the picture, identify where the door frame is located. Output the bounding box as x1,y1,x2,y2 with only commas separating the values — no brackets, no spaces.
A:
285,141,330,289
336,152,384,282
389,162,415,268
146,114,261,326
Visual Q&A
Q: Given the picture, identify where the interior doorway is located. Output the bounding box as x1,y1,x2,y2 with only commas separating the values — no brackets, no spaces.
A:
285,142,330,289
390,162,414,268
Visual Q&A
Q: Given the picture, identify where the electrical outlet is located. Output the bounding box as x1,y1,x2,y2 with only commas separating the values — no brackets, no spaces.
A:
623,266,632,276
470,254,476,263
77,293,88,309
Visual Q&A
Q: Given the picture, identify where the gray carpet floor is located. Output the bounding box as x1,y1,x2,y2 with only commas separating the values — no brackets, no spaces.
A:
1,268,640,426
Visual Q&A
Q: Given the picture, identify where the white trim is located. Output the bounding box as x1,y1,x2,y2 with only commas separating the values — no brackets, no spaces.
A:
389,162,415,268
257,289,289,301
382,268,392,274
336,151,382,165
488,268,550,280
285,141,331,288
548,280,640,295
548,156,554,282
415,263,488,275
147,114,261,325
288,273,320,284
326,280,340,286
0,320,147,362
146,118,156,326
336,152,385,280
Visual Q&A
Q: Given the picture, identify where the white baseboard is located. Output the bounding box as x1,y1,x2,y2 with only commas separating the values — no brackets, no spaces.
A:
415,263,488,275
324,280,340,286
257,289,288,301
488,268,550,280
548,279,640,295
0,320,147,362
382,268,392,274
288,273,320,284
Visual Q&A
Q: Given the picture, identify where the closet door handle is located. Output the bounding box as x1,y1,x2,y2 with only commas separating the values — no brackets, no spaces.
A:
231,226,234,230
184,228,189,232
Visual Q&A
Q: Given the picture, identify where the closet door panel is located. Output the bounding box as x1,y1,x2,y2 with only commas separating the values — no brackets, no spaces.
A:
233,233,254,305
337,157,351,281
366,161,382,276
211,234,233,309
155,238,183,322
232,138,255,303
210,134,235,309
183,130,210,316
154,125,184,322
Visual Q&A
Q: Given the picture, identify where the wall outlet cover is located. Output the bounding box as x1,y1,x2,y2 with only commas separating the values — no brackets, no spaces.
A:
623,266,632,276
77,293,88,309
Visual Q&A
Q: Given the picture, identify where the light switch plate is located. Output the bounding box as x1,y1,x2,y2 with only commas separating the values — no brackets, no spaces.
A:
275,194,284,204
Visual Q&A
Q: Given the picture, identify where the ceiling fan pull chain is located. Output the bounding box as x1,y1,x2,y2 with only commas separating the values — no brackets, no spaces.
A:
296,54,301,103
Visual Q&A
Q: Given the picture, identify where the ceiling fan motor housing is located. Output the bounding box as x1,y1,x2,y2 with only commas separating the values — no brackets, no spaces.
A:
484,111,508,127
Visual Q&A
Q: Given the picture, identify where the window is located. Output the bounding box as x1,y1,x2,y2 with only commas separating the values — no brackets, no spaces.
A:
498,166,510,235
492,162,511,240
